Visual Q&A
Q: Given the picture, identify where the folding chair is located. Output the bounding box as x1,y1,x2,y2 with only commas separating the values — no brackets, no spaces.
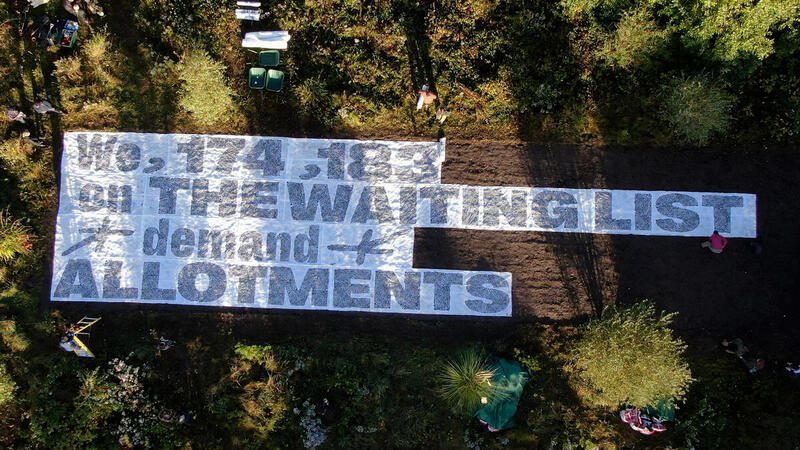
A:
249,67,267,90
266,69,284,92
258,50,280,67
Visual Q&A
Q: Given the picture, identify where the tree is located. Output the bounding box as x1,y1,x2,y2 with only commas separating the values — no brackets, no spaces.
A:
599,8,668,69
659,75,734,146
571,301,692,408
682,0,800,63
565,0,800,65
175,50,236,126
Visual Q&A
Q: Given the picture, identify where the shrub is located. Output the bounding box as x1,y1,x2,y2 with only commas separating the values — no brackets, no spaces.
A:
53,30,124,129
561,0,610,19
0,139,33,173
571,301,692,408
295,78,338,128
82,31,118,87
134,0,234,53
208,344,292,443
0,364,15,407
600,8,668,69
0,21,15,84
175,50,237,127
0,287,38,317
234,344,280,373
0,211,32,263
437,348,505,415
660,75,734,146
429,0,504,87
0,320,30,352
27,357,171,449
440,80,517,138
0,139,56,227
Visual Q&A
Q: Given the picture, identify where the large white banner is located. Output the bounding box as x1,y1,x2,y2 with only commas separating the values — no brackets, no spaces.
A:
51,132,757,316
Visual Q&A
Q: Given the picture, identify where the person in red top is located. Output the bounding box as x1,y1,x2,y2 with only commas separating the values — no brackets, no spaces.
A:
701,230,728,254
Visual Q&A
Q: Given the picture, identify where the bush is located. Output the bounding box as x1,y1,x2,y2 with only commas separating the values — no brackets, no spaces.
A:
0,139,56,229
175,50,237,127
0,364,15,407
134,0,236,54
0,320,30,352
560,0,607,20
0,211,32,263
295,78,338,128
571,301,692,408
675,355,800,448
53,30,124,129
437,348,505,415
0,19,15,90
660,75,734,146
207,344,291,443
599,8,668,69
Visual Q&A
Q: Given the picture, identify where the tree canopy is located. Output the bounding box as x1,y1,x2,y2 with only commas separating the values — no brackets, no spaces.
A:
571,301,693,408
176,50,237,127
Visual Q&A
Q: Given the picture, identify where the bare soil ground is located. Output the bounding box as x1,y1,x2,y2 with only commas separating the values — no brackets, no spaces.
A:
414,141,800,352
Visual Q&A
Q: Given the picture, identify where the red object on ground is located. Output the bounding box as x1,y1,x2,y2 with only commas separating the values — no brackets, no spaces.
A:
711,232,728,250
619,408,666,435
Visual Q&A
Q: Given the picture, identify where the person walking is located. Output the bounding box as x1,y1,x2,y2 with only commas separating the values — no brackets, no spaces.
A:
416,84,437,110
701,230,728,254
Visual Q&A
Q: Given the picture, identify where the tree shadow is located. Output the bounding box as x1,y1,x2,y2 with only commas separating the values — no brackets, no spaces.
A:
520,143,617,318
396,2,436,93
589,66,662,145
496,1,582,140
597,145,800,346
394,1,438,134
104,0,179,132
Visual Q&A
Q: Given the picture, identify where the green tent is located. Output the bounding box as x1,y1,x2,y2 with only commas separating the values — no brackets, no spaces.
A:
643,398,676,421
475,359,530,431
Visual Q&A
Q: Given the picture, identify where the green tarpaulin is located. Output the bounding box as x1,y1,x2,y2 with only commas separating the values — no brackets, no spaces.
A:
644,398,676,421
475,359,529,431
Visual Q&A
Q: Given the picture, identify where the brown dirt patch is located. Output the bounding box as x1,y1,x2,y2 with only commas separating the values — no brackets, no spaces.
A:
412,141,800,351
